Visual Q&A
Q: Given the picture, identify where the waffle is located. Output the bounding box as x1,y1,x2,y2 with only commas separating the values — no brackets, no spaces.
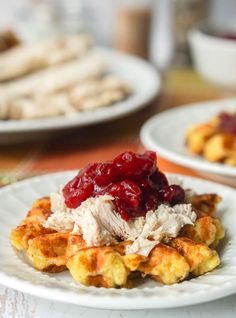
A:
186,116,236,166
10,194,224,288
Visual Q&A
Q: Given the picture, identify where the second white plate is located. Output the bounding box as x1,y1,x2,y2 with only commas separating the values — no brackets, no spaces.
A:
140,99,236,184
0,48,161,143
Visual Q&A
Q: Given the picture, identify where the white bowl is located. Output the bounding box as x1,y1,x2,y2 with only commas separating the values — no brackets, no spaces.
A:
189,29,236,88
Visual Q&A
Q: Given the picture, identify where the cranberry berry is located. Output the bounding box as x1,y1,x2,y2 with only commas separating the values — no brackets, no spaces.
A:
158,185,185,206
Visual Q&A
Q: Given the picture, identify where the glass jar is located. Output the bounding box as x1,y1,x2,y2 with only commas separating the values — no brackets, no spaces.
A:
114,0,153,59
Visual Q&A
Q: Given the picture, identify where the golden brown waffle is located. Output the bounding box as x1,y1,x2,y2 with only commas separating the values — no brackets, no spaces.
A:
10,195,225,288
186,117,236,166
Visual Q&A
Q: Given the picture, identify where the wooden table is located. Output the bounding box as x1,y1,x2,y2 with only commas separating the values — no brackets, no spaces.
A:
0,285,236,317
1,69,235,317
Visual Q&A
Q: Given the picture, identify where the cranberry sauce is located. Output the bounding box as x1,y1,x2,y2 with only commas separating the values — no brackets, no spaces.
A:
62,151,185,221
205,30,236,41
219,112,236,135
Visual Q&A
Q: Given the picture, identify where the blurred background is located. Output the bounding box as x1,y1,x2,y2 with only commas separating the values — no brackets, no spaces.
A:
1,0,236,69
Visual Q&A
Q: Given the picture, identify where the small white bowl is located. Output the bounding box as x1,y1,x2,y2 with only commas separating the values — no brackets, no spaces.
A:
189,29,236,88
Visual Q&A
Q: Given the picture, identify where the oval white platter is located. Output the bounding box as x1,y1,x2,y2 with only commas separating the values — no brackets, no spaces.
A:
0,48,161,143
140,99,236,185
0,171,235,310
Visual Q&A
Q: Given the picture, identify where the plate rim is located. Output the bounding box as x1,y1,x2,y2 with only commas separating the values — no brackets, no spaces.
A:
140,98,236,177
1,171,236,309
0,48,161,133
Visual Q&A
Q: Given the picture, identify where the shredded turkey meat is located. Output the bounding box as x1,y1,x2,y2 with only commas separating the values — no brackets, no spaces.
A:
44,190,196,256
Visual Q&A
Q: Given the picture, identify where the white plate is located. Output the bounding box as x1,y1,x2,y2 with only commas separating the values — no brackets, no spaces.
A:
0,48,161,143
140,99,236,184
0,171,236,309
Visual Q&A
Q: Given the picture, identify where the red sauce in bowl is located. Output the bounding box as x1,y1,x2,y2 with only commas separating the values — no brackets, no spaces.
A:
205,30,236,41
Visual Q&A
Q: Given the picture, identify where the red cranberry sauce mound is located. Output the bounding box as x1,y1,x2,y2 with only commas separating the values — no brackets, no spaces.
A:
62,151,185,221
218,112,236,135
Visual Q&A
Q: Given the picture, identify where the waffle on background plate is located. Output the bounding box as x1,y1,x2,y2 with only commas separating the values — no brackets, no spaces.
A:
11,193,225,288
186,112,236,166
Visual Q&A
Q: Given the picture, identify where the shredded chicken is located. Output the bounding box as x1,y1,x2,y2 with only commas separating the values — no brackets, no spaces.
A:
44,191,197,256
126,204,196,255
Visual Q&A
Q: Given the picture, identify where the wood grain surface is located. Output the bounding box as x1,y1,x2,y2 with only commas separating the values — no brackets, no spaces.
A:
0,285,236,318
